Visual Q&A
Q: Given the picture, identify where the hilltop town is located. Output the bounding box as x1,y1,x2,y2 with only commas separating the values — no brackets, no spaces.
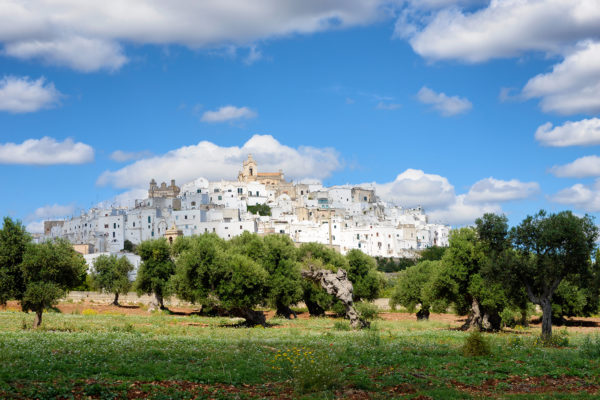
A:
43,155,449,260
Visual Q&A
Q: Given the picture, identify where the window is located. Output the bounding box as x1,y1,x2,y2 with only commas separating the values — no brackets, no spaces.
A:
218,196,222,201
356,234,360,239
358,243,361,248
256,191,259,197
238,188,243,194
212,228,216,232
151,232,154,237
363,196,367,201
214,188,219,193
147,216,151,223
104,224,109,229
113,223,116,229
133,222,135,227
184,215,188,220
197,189,201,193
191,201,196,206
112,232,115,238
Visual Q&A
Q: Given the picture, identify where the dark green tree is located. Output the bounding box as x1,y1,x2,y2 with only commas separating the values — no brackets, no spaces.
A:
390,260,441,320
20,239,86,327
262,235,303,318
90,254,134,306
297,242,347,316
172,233,268,325
419,246,447,262
426,225,509,331
511,210,598,338
345,249,382,302
0,217,31,305
135,238,175,309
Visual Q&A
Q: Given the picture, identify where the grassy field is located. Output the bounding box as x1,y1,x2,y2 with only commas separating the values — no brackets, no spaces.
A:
1,306,600,399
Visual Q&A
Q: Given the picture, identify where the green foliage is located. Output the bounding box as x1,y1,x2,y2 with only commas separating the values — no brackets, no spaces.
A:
90,255,133,299
345,249,383,301
172,233,268,312
511,210,599,337
0,217,31,304
390,260,440,314
19,239,87,321
122,239,136,253
135,239,175,304
246,203,272,216
419,246,447,262
261,234,303,312
462,331,492,357
354,301,379,321
533,329,569,347
298,243,347,314
580,335,600,358
20,281,64,314
375,256,415,272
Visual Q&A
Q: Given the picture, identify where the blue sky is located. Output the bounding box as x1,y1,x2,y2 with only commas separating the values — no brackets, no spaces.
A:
1,0,600,231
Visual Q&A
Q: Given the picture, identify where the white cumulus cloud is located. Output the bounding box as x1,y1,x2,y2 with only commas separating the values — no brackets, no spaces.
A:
406,0,600,62
374,169,457,209
374,171,538,225
416,86,472,116
536,118,600,147
201,105,257,123
522,41,600,115
0,137,94,165
427,195,502,226
550,155,600,178
97,134,342,189
550,179,600,212
27,204,75,221
0,0,392,72
0,76,61,113
466,177,540,203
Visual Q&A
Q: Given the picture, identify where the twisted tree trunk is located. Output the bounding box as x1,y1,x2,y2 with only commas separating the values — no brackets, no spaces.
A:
33,309,43,329
301,268,369,329
275,301,297,319
113,292,120,306
461,298,501,331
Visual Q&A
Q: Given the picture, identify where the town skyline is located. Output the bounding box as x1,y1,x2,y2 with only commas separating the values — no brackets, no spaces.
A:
1,1,599,231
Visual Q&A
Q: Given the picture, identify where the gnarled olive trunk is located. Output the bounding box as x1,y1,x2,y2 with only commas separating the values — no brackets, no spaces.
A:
461,298,501,331
275,301,297,319
113,292,120,306
416,306,430,321
230,308,266,326
302,268,369,329
304,297,325,317
33,310,43,328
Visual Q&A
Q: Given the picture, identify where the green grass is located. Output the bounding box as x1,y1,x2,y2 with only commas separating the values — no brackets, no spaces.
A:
1,311,599,399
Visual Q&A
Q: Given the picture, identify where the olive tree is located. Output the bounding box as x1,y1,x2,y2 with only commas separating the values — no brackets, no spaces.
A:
345,249,383,302
0,217,30,305
135,238,175,310
511,210,598,339
20,239,86,327
390,260,441,320
90,254,134,306
172,233,268,325
297,242,347,316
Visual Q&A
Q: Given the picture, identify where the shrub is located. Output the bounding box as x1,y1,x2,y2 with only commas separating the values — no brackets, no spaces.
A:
580,335,600,358
462,331,492,357
355,301,379,321
534,330,569,348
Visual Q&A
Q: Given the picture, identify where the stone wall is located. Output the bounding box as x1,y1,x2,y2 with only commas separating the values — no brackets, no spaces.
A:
65,291,193,307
